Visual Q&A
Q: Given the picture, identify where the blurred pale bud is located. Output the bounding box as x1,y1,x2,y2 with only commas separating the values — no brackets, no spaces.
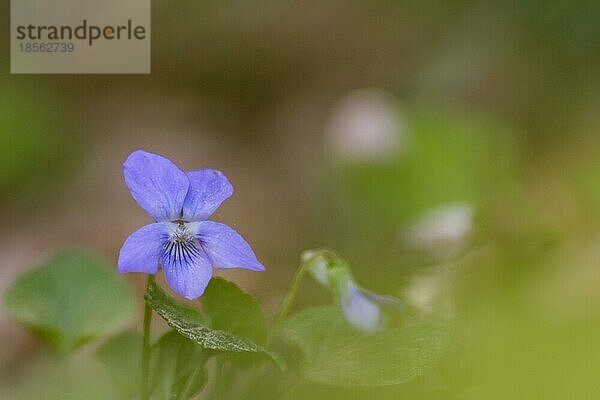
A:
325,88,405,161
307,254,330,286
302,248,347,289
402,203,473,259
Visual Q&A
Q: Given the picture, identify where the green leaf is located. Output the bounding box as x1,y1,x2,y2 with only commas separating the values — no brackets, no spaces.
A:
4,248,135,352
145,280,272,356
280,305,450,387
203,277,268,345
150,330,208,400
95,332,142,400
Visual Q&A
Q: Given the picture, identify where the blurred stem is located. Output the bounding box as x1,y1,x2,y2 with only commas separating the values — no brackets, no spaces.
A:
179,361,203,400
141,274,155,400
213,359,235,400
274,262,308,325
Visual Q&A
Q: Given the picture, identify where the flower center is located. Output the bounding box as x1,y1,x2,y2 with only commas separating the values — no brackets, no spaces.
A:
162,222,202,268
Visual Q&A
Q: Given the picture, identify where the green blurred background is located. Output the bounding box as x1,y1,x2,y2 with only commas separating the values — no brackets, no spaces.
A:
1,0,600,398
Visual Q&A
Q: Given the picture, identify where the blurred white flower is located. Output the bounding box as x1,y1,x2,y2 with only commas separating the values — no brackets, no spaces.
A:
404,266,454,318
325,88,405,161
402,203,473,259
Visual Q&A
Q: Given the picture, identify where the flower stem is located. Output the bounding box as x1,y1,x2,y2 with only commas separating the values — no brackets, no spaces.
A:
141,274,155,400
274,261,308,325
179,360,203,400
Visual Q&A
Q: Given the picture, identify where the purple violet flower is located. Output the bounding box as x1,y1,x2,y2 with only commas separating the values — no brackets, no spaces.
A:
118,150,265,299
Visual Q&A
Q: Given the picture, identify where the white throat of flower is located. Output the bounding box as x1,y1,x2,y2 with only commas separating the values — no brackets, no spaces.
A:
162,221,203,267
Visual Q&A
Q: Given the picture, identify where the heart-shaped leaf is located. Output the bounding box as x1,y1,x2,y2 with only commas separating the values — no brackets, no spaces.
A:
4,248,135,352
145,280,273,357
203,277,267,345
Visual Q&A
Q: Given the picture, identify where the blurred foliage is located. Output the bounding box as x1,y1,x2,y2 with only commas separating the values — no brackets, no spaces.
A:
327,107,520,222
512,0,600,56
3,249,135,353
280,305,449,386
149,331,208,400
0,79,81,205
319,105,543,288
3,353,116,400
96,332,142,400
